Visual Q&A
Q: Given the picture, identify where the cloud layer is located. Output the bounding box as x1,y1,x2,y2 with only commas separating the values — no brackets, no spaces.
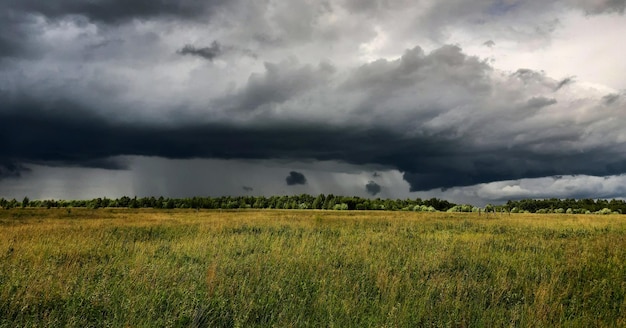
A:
1,0,625,201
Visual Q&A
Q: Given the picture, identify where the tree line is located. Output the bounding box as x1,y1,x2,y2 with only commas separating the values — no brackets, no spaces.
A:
1,195,453,211
1,195,625,214
505,198,625,214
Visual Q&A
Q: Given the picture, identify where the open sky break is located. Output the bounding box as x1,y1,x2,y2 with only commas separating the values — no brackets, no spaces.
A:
1,0,626,205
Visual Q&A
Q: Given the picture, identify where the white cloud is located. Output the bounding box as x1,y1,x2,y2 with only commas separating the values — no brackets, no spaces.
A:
474,175,626,201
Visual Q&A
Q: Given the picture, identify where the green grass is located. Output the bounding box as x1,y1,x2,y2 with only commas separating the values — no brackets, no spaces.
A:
1,209,625,327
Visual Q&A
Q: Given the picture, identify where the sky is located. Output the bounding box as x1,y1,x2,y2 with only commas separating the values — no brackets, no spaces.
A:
1,0,626,205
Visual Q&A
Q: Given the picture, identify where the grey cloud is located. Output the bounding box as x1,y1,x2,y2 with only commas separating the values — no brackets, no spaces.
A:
0,11,46,59
286,171,307,185
342,45,492,125
1,0,625,202
573,0,626,14
603,93,620,105
526,97,557,109
1,0,622,61
351,45,491,92
389,0,620,45
555,76,575,91
217,60,335,113
178,41,258,61
342,0,396,15
365,181,381,196
0,0,230,59
512,68,545,81
178,42,222,61
3,94,624,191
3,0,226,23
483,40,496,47
0,161,30,179
243,186,253,192
2,43,626,192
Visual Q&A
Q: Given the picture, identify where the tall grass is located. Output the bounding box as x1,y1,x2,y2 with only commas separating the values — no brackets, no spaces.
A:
1,209,624,327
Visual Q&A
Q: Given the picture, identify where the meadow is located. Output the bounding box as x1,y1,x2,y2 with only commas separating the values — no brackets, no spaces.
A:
0,209,624,327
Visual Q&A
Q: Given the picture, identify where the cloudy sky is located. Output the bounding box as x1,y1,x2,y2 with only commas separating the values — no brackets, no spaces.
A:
1,0,626,205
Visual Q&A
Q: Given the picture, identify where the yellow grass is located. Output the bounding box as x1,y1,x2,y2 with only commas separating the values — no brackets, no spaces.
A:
1,208,625,327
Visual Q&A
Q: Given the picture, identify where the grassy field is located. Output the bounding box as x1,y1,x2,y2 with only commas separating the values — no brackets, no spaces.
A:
0,209,624,327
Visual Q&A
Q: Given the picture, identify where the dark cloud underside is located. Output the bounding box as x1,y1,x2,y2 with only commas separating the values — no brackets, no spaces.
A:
0,161,30,179
2,95,626,191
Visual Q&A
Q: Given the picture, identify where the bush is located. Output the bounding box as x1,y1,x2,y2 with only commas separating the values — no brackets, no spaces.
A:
333,203,348,210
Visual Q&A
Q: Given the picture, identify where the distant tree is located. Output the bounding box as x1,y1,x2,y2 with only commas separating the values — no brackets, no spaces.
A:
21,196,30,208
322,194,333,210
89,198,102,209
129,196,139,209
6,199,15,209
118,196,131,207
312,194,325,209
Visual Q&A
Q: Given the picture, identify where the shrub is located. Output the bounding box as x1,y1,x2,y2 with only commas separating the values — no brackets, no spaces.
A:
333,203,348,210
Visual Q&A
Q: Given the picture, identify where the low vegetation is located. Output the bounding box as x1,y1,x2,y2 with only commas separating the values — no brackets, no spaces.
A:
1,208,624,327
4,194,626,214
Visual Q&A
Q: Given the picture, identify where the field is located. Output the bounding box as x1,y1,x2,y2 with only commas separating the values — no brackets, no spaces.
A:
1,209,625,327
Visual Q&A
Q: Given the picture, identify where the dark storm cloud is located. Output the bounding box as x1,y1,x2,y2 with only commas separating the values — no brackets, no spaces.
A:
242,186,253,192
286,171,307,185
3,94,626,190
0,13,28,58
0,10,46,59
2,39,626,191
2,0,224,23
0,0,235,59
365,181,381,196
178,42,222,61
0,161,30,179
0,0,224,59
